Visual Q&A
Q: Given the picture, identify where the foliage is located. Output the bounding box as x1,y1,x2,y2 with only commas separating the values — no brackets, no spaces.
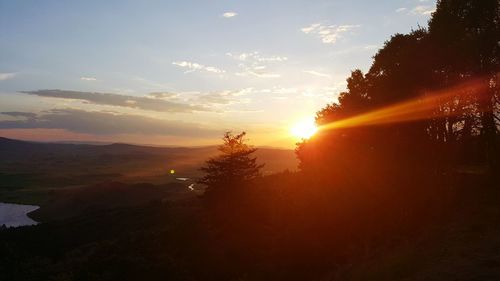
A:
297,0,500,174
198,132,263,194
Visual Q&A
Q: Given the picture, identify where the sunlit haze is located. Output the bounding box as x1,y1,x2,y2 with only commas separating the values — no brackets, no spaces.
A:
291,118,318,139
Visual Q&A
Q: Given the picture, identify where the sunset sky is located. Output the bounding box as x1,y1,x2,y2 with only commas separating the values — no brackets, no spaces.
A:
0,0,435,148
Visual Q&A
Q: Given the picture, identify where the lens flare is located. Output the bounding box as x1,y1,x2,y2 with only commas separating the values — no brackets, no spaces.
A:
319,78,489,132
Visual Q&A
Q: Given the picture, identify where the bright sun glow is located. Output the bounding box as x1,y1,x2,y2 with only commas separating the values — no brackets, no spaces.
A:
291,118,318,139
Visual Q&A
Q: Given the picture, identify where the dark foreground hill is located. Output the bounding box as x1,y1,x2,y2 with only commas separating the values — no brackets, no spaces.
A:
28,181,192,222
1,176,499,281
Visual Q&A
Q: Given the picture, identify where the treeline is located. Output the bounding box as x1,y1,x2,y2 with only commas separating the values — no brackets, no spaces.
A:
299,0,499,173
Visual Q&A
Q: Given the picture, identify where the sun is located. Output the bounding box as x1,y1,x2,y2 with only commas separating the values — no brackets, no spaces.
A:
291,118,318,139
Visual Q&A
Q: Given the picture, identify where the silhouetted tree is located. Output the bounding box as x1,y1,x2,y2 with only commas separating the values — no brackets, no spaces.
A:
315,69,371,126
429,0,500,169
298,0,500,175
198,132,263,195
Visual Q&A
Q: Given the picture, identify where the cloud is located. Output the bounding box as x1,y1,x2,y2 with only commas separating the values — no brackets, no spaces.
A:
80,77,97,81
411,5,435,15
302,70,331,78
222,12,238,18
0,72,16,81
147,92,179,99
0,109,219,137
226,52,288,62
396,4,435,16
172,61,225,74
301,23,360,44
235,71,281,78
196,88,254,106
226,52,285,78
256,85,344,101
258,87,298,99
0,112,37,119
20,89,208,113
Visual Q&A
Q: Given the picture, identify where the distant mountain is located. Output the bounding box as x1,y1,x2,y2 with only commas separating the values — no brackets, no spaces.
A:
54,140,113,145
0,137,298,204
0,137,297,172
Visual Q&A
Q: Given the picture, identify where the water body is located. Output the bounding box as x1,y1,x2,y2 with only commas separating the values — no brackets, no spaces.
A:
0,202,39,228
174,178,196,191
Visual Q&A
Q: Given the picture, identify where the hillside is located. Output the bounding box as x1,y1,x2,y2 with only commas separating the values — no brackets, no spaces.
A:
1,176,499,281
0,137,297,206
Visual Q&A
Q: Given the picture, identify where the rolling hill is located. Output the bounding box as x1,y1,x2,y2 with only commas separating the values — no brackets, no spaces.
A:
0,137,298,207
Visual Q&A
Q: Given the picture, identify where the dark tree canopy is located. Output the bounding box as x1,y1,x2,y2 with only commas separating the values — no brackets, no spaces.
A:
298,0,500,174
198,132,263,193
429,0,500,75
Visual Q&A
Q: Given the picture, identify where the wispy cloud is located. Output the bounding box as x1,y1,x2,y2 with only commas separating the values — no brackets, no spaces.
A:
235,71,281,78
301,23,360,44
302,70,331,79
80,76,97,81
222,12,238,18
411,5,435,15
0,109,219,137
257,85,345,101
395,7,407,13
259,87,298,99
147,92,179,99
0,112,37,119
226,52,288,62
19,87,271,113
20,89,208,113
0,72,16,81
172,61,225,74
196,88,254,106
227,52,285,78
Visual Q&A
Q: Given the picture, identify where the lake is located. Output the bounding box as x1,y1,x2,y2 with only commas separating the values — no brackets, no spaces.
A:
0,202,39,228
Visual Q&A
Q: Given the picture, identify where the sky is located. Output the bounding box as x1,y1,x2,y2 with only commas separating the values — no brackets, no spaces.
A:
0,0,436,148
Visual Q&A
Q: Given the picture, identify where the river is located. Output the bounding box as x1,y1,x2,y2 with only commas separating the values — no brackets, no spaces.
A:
0,202,39,228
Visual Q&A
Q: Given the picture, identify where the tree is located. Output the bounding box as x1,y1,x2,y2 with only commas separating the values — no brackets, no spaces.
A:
198,132,263,194
298,0,500,174
315,69,371,126
429,0,500,169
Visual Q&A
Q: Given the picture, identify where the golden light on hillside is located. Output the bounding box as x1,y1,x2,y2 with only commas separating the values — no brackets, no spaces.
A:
291,118,318,139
